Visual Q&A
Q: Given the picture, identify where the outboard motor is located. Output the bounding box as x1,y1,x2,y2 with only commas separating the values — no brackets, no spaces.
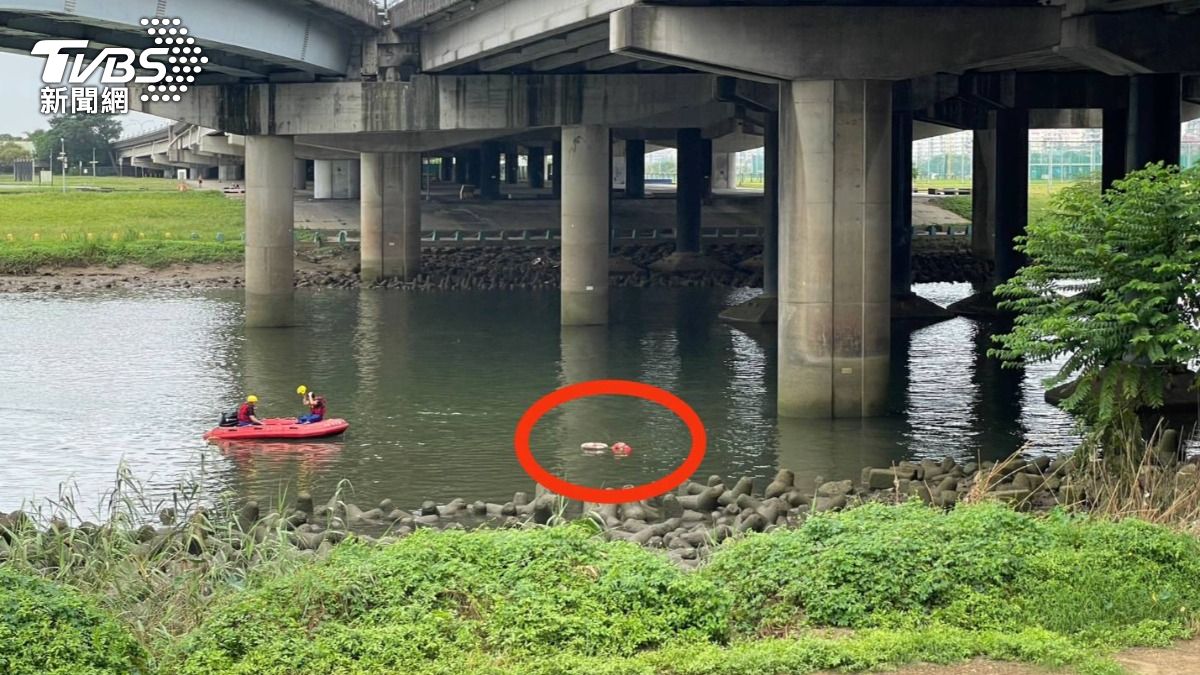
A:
218,411,239,428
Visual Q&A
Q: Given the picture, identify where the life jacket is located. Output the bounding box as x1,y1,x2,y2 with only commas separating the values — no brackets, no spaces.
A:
238,402,255,423
309,396,327,417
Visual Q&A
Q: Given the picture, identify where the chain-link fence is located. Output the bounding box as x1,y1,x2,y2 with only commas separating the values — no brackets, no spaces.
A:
913,123,1200,184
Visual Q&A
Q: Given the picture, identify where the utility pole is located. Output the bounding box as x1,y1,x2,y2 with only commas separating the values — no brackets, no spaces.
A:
58,139,67,193
89,148,98,177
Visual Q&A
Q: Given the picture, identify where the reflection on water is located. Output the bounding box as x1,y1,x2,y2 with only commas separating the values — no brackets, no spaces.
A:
0,283,1083,514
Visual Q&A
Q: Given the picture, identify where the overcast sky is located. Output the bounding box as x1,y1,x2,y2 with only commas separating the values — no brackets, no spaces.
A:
0,52,169,137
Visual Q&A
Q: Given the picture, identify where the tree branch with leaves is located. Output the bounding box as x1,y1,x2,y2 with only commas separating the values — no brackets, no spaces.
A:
991,163,1200,450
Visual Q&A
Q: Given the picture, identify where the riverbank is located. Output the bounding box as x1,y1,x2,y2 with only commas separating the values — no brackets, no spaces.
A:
0,237,988,293
0,190,245,273
7,449,1200,673
5,491,1200,675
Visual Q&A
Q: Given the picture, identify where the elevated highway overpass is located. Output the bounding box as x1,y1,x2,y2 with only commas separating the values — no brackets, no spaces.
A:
9,0,1200,418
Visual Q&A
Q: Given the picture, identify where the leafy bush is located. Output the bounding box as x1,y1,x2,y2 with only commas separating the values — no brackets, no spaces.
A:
0,567,145,675
992,164,1200,446
162,504,1200,674
168,524,729,674
706,502,1200,642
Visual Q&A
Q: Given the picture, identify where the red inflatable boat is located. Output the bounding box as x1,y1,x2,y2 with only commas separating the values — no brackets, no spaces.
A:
203,418,349,441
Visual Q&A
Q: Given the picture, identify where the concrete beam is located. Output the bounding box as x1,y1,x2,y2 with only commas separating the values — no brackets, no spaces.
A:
198,135,245,157
610,6,1062,81
477,23,608,71
1059,9,1200,74
420,0,634,71
134,74,726,136
293,143,363,160
913,121,960,141
1186,76,1200,104
959,71,1130,111
297,131,503,154
585,54,635,72
289,0,381,29
388,0,467,28
531,40,609,71
1029,108,1104,129
0,0,356,75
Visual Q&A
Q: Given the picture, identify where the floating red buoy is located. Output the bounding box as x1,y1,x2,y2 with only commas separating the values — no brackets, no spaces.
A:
611,441,632,456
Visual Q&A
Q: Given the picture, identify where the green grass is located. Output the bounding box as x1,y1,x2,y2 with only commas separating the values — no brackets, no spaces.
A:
0,189,245,271
939,195,974,221
0,174,183,193
63,502,1185,674
7,500,1200,673
928,181,1086,231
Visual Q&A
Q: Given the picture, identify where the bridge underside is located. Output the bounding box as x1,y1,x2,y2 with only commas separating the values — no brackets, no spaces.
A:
92,0,1200,416
0,0,369,80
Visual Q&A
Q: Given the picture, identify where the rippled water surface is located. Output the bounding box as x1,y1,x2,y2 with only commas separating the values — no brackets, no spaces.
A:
0,283,1082,514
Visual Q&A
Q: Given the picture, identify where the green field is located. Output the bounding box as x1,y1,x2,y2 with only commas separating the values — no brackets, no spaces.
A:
925,180,1085,228
0,174,184,193
0,187,245,272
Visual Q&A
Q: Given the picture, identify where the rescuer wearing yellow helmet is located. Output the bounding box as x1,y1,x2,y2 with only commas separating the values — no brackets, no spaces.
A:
237,395,263,427
295,385,327,425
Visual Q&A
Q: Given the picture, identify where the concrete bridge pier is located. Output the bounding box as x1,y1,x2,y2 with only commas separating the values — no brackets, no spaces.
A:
697,137,714,201
1102,108,1128,190
360,152,421,283
528,147,545,189
453,153,468,184
292,159,306,190
219,163,242,183
552,141,563,198
505,145,520,184
465,149,481,186
719,111,779,324
972,124,996,262
778,80,892,418
313,159,333,199
625,139,645,198
952,108,1029,317
677,128,704,253
992,109,1030,285
652,128,724,274
244,135,296,328
1103,74,1181,191
890,87,953,323
1127,74,1182,171
561,125,611,326
481,142,502,199
891,103,914,299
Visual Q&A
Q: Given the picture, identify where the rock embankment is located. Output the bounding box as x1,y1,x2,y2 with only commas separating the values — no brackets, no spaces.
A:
6,453,1144,571
911,238,991,284
1,241,983,293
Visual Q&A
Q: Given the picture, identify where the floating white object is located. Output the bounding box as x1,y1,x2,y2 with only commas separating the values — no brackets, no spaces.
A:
581,442,609,454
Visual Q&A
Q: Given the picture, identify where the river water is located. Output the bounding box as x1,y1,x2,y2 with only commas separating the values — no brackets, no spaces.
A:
0,283,1081,516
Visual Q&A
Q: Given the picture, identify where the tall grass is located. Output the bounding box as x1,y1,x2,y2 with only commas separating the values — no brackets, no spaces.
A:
965,429,1200,531
0,465,315,647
